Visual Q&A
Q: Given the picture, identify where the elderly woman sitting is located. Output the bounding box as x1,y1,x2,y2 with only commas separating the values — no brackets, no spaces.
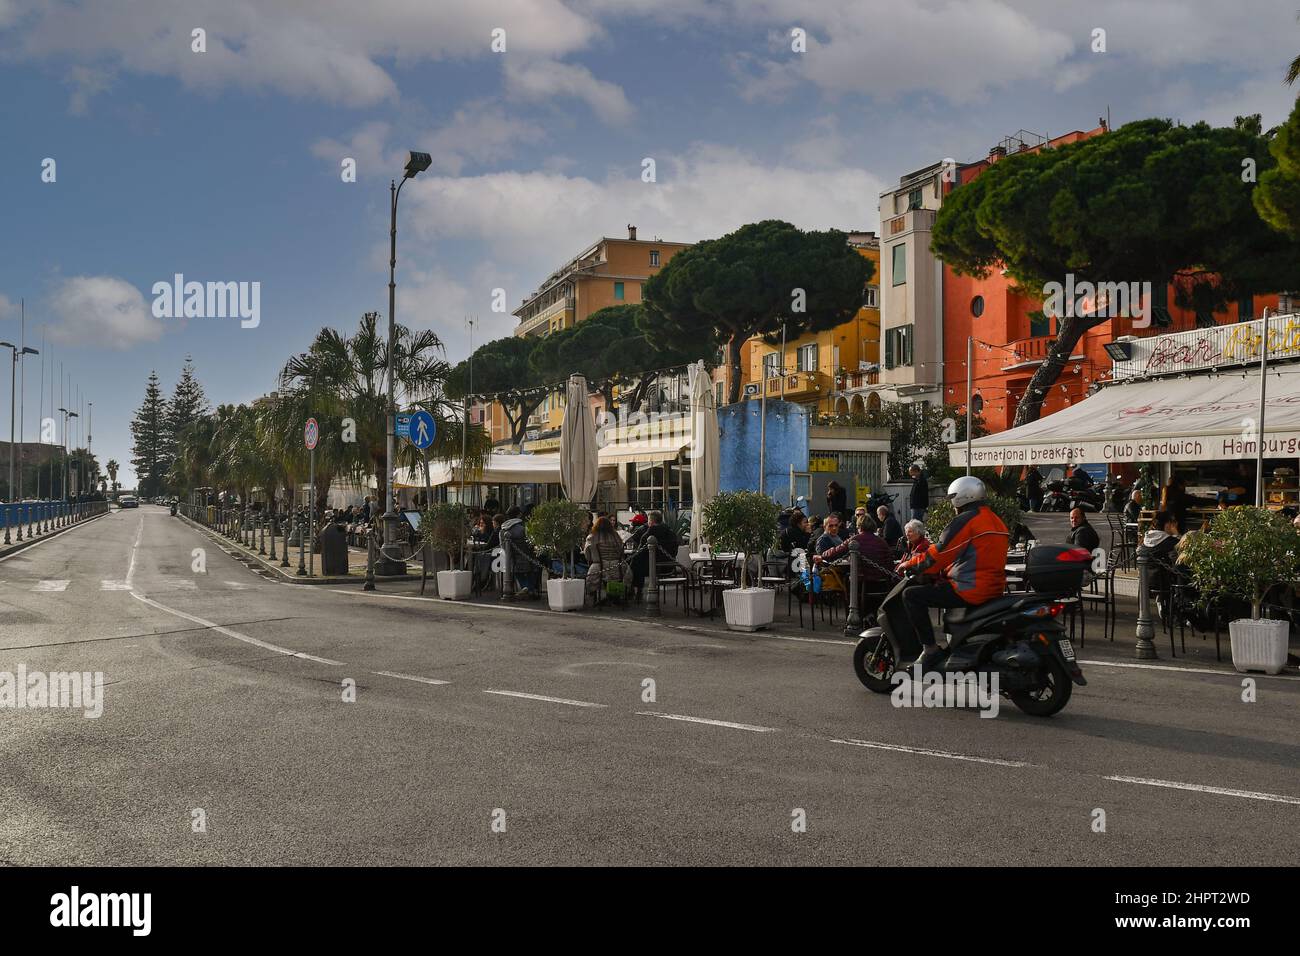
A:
895,519,931,572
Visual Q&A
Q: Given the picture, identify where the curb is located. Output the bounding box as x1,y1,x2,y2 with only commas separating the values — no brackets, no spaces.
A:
177,512,418,586
0,509,112,563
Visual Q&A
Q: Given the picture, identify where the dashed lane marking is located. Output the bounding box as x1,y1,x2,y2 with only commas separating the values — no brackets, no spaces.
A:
829,737,1035,768
1081,658,1300,682
32,580,70,592
484,689,606,708
1103,775,1300,806
101,580,131,590
373,670,450,686
636,711,776,732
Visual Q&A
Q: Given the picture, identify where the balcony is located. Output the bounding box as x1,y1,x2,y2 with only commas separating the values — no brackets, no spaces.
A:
834,369,880,391
515,296,574,338
1002,336,1085,371
746,370,827,399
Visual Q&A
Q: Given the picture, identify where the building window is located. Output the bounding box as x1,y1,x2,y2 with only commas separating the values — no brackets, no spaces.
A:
797,343,818,372
863,285,879,308
1029,310,1050,338
1149,282,1172,327
891,244,906,286
971,295,984,318
907,187,923,210
1238,295,1255,323
884,326,913,369
715,381,724,406
762,352,780,379
614,281,625,300
650,250,660,267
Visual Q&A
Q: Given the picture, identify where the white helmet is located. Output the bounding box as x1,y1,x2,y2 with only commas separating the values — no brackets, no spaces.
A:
947,476,987,510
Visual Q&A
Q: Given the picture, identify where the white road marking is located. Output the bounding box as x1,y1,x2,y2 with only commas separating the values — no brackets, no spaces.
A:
484,689,606,708
637,711,776,732
1103,775,1300,805
829,737,1034,768
1082,658,1300,682
33,580,70,592
373,670,450,686
160,577,197,590
125,518,144,589
129,591,343,666
101,580,131,590
224,581,255,590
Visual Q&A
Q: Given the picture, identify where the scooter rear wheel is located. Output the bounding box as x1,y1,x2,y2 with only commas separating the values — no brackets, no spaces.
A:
1008,655,1072,716
853,635,896,694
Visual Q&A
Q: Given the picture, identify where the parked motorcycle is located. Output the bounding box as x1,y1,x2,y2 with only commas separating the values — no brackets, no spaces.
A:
852,545,1090,717
1040,479,1072,512
1068,484,1105,513
864,490,897,514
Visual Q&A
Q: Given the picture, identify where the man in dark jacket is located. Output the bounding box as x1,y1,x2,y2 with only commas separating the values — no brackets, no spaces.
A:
908,465,928,521
826,481,848,522
631,510,679,594
877,505,904,549
1067,507,1100,553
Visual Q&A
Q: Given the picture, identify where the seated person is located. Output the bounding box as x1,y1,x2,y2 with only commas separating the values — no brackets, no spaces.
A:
812,514,843,556
813,516,896,611
584,516,631,601
1067,507,1100,553
877,505,904,549
897,477,1009,670
630,510,679,593
1141,509,1181,617
780,513,811,554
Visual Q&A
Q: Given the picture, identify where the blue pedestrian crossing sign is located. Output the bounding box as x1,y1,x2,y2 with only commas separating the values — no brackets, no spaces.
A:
407,409,436,450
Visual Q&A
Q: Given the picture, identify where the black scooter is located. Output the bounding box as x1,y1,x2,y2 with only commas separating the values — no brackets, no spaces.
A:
169,501,178,516
852,549,1089,717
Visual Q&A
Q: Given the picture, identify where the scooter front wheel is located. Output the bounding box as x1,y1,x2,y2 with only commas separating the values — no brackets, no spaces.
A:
853,635,897,694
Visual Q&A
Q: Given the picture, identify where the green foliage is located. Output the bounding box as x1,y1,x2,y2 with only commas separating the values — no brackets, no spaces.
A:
525,499,589,578
816,400,983,483
447,335,548,448
641,220,874,404
420,502,469,556
1255,98,1300,238
1179,507,1300,618
700,491,781,586
130,370,172,498
924,494,1021,540
932,118,1300,425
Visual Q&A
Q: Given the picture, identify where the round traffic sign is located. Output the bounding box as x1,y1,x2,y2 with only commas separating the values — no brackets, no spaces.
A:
304,418,319,450
409,409,436,450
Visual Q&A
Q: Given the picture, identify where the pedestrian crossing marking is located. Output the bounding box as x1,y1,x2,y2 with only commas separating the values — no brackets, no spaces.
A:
224,581,254,589
101,580,132,590
33,580,70,592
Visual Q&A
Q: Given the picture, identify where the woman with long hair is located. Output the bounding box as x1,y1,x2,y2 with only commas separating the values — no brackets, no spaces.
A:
584,515,631,601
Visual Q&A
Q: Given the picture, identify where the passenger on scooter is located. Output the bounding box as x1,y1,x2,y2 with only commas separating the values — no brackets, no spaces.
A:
896,476,1009,671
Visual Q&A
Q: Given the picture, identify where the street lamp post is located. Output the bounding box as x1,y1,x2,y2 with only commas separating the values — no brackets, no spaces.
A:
1,342,39,545
370,150,432,584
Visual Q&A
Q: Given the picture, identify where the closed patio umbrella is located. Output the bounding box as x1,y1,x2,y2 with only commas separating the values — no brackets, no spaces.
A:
560,374,598,505
688,360,719,550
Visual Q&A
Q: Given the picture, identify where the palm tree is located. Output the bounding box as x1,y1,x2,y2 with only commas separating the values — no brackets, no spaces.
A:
1289,12,1300,84
279,312,489,518
106,460,119,493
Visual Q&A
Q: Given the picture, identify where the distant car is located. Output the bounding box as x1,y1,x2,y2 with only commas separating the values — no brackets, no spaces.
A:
120,496,138,508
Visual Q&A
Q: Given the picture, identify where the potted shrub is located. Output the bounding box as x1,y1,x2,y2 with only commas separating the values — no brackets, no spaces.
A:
420,502,472,600
701,490,781,631
1181,507,1299,674
526,499,589,612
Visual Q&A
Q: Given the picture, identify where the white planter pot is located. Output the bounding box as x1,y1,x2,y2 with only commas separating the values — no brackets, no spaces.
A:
1228,618,1290,675
546,577,586,612
436,569,473,601
722,587,775,632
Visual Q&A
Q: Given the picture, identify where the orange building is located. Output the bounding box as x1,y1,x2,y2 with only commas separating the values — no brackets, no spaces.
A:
939,129,1280,433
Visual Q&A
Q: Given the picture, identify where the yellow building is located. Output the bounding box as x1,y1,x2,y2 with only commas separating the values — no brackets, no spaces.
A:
487,226,691,450
743,232,881,415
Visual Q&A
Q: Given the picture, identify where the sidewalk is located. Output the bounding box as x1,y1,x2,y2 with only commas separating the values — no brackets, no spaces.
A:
0,509,110,562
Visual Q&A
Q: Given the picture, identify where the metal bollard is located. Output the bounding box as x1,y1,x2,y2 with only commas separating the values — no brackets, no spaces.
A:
644,534,661,617
258,514,266,555
269,515,278,561
297,511,307,576
500,537,516,601
281,514,291,568
16,505,23,541
363,532,375,589
1134,546,1158,660
3,509,9,545
844,539,862,637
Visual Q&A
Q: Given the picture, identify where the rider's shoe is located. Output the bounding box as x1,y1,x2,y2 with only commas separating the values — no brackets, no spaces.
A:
902,647,945,675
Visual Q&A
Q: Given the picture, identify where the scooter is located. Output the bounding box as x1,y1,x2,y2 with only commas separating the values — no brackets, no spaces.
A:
1068,484,1105,513
852,547,1089,717
169,501,178,516
1041,480,1072,512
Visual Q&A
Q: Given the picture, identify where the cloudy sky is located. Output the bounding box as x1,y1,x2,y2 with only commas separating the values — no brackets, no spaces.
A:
2,0,1298,486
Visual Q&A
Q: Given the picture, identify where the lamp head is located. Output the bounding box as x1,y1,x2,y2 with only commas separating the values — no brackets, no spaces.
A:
403,151,432,179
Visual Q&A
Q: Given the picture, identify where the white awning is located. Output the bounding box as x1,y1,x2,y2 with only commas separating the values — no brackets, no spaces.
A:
950,364,1300,467
395,453,616,487
598,437,690,465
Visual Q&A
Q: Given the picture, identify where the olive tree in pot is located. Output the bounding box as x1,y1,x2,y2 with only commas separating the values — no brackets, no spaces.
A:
1181,507,1299,675
701,490,781,631
526,499,589,612
420,502,472,600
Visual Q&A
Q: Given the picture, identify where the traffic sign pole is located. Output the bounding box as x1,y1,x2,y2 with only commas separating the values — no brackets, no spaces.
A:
308,444,315,577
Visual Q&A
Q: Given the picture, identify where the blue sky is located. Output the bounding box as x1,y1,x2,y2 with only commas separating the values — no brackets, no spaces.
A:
2,0,1297,487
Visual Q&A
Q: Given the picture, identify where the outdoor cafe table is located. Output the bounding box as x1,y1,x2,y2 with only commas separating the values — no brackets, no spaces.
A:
687,554,740,617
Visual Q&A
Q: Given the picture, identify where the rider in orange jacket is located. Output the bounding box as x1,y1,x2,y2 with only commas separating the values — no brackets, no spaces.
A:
897,476,1009,669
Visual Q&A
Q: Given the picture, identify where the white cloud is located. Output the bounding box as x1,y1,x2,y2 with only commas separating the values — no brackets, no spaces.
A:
46,276,164,350
398,143,887,321
0,293,15,319
64,65,113,115
311,120,391,178
503,58,632,124
7,0,601,106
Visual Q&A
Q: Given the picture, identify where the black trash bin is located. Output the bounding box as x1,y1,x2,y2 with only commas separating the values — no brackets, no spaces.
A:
319,521,350,576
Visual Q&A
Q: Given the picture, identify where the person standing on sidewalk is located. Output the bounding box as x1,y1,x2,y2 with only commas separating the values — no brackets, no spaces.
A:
908,464,929,522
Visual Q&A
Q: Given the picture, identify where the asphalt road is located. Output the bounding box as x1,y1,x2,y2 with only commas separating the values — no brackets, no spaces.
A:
1,506,1296,865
